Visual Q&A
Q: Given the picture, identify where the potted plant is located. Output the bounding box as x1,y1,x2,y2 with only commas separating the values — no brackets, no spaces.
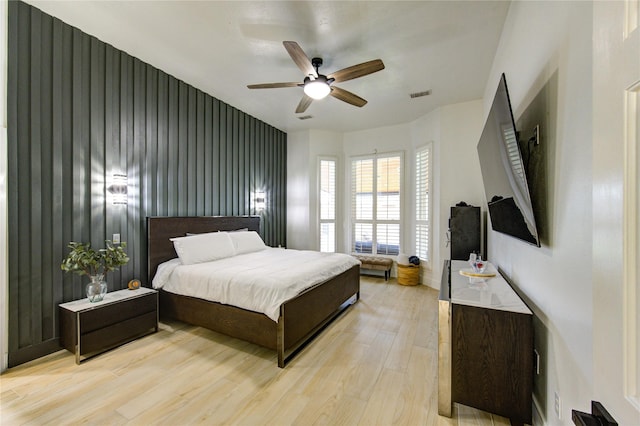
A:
61,240,129,302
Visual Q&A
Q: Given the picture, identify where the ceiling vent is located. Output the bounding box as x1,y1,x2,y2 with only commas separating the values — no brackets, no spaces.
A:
410,90,432,99
298,115,313,120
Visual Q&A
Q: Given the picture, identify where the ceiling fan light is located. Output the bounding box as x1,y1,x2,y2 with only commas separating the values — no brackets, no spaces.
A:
304,80,331,100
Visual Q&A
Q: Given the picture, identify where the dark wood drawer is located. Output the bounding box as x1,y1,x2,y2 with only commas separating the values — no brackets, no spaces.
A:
81,311,157,355
451,303,533,423
79,293,156,334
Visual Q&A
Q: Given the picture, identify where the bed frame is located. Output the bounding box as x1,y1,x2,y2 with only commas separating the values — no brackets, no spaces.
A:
147,216,360,367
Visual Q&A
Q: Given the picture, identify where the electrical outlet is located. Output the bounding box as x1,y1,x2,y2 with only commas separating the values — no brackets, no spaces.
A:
113,233,121,244
554,391,561,420
534,349,540,375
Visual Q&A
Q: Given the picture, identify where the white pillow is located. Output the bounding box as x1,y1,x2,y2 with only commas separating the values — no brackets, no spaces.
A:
228,231,267,255
170,231,236,265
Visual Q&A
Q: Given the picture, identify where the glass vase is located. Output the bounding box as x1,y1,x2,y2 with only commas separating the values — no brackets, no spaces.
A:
86,274,108,302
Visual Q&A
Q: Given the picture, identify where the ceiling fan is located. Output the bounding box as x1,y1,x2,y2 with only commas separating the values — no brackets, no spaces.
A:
247,41,385,114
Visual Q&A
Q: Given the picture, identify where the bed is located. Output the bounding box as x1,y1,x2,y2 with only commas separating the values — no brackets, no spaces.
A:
147,216,361,367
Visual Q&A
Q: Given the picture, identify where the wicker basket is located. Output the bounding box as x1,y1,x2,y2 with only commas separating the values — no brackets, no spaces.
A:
397,264,420,286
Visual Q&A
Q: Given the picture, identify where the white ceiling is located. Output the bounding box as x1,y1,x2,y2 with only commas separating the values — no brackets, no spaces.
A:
26,0,510,134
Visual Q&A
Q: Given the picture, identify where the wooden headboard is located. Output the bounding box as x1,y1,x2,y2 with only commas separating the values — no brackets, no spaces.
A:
146,216,260,284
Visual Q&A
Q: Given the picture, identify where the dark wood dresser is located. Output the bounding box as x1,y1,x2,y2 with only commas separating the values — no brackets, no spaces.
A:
60,287,158,364
438,260,533,426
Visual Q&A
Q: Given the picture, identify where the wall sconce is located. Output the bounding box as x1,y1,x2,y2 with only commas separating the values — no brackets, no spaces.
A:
254,191,266,211
108,173,128,205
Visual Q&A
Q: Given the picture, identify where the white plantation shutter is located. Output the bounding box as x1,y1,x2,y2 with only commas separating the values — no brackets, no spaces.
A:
319,158,336,252
320,223,335,253
376,223,400,255
351,153,401,255
416,145,431,260
353,223,373,254
377,156,401,221
352,158,374,221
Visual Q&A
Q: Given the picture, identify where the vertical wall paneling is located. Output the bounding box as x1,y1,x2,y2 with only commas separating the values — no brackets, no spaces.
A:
219,102,226,213
195,91,204,215
6,0,17,353
7,1,287,366
203,97,212,212
186,85,195,215
157,71,168,214
226,105,232,214
167,76,178,215
50,18,64,326
20,3,33,348
30,7,43,344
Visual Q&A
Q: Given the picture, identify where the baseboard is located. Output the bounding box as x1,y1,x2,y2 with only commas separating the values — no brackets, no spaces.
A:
8,338,62,368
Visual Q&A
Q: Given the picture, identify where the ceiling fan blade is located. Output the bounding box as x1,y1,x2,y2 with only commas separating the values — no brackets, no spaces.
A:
247,82,300,89
283,41,316,77
295,94,314,113
330,86,367,107
329,59,385,83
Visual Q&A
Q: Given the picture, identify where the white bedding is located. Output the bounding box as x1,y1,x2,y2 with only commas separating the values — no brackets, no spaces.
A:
152,248,360,321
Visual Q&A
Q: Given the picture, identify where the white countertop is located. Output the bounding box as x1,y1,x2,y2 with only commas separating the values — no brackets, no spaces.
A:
59,287,156,312
449,260,532,315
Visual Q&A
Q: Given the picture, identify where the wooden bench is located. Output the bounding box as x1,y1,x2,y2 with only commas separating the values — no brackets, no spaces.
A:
353,255,394,281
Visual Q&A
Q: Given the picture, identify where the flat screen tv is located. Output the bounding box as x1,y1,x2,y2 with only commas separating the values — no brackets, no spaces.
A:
477,73,540,246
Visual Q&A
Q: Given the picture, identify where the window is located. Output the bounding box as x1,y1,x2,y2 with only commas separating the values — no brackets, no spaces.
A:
416,145,431,261
351,153,401,255
319,158,336,252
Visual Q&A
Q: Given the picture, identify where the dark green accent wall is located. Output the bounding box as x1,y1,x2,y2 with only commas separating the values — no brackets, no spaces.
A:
7,1,287,367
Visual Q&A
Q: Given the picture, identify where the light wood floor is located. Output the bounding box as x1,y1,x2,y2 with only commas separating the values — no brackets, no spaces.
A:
1,276,511,426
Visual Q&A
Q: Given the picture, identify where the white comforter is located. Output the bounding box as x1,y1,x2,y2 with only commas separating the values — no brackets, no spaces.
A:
152,248,360,321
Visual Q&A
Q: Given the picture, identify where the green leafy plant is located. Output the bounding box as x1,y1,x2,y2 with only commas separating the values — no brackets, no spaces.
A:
61,240,129,277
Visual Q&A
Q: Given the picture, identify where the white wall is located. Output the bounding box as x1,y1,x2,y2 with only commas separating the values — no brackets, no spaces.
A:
286,129,342,250
287,102,484,286
409,109,440,283
485,2,593,424
286,131,311,250
308,130,344,251
428,101,484,287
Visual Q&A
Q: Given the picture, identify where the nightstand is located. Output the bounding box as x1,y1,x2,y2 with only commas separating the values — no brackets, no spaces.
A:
59,287,158,364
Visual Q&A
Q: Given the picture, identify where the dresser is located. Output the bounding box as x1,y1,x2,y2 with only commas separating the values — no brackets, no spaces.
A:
438,260,533,425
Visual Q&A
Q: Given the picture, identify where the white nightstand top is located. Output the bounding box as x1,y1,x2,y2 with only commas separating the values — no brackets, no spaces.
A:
60,287,156,312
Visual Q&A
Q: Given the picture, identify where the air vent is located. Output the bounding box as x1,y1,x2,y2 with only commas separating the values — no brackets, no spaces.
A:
410,90,432,99
298,115,313,120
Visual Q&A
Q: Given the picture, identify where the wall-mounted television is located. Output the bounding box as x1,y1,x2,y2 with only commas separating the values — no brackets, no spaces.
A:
477,73,540,247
